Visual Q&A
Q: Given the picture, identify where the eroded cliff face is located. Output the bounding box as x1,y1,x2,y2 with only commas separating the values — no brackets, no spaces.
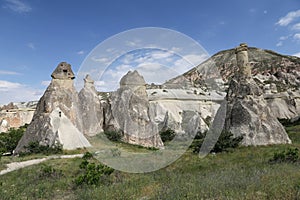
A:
165,45,300,120
0,102,37,133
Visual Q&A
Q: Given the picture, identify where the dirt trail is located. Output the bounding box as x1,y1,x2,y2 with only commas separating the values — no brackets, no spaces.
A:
0,154,83,176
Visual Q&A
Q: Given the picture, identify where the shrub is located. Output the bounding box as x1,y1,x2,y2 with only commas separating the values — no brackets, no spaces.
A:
160,129,176,142
38,164,64,179
192,131,243,153
74,154,114,186
103,131,122,142
0,124,27,154
22,141,63,155
82,152,93,160
269,148,299,163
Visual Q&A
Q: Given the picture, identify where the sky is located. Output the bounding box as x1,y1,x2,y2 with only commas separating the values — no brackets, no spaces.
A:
0,0,300,104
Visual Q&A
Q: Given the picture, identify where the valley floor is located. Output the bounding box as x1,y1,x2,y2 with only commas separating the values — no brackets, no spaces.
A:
1,125,300,199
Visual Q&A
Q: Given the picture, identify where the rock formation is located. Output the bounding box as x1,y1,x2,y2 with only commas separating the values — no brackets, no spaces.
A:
223,44,291,145
109,70,164,148
0,102,36,133
78,75,104,136
15,62,91,153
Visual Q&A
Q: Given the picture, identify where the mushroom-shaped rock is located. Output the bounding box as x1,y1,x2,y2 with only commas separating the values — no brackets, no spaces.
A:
223,43,291,146
109,70,164,148
51,62,75,80
14,62,89,154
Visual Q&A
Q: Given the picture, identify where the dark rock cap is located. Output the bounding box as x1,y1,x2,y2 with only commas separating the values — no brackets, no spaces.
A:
51,62,75,80
235,43,248,54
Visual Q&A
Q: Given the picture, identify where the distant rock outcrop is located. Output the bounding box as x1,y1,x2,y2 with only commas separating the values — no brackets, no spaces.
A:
223,44,291,145
110,70,164,148
0,102,36,133
79,75,104,136
15,62,91,153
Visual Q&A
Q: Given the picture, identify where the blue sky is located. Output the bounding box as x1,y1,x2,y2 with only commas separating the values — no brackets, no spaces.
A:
0,0,300,104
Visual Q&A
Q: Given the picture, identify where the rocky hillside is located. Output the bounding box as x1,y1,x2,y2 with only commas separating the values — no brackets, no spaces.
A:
165,47,300,91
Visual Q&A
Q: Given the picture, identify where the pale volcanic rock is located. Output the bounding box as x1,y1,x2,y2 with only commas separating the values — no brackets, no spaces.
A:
15,62,90,153
110,70,164,148
78,75,104,136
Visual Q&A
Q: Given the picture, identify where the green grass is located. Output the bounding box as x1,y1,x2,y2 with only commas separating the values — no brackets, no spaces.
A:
1,126,300,199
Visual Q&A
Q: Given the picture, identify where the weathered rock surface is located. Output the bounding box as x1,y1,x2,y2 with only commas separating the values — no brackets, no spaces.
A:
15,62,91,153
223,44,291,145
79,75,104,136
147,88,224,135
109,70,164,148
0,101,37,133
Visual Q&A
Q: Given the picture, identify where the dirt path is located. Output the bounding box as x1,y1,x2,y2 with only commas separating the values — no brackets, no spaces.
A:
0,154,83,176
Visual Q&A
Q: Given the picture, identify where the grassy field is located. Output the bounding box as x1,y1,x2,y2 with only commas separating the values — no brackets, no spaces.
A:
1,126,300,199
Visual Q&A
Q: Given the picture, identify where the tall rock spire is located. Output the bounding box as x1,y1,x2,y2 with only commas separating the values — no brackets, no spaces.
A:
223,44,291,146
235,43,252,78
15,62,91,154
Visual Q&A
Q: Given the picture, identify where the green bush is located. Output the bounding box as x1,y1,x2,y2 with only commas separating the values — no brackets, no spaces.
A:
269,148,299,163
38,164,64,179
103,131,122,142
22,141,63,155
160,129,176,142
192,131,243,153
74,154,114,186
0,124,27,154
82,152,93,160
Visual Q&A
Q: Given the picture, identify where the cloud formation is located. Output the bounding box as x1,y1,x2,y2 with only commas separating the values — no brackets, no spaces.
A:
77,50,85,55
276,10,300,45
93,48,208,92
0,70,20,75
276,10,300,26
0,80,42,104
27,42,35,50
3,0,32,13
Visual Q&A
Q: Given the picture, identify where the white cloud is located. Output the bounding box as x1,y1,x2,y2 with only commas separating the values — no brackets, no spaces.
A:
279,35,290,40
41,80,51,86
27,42,35,50
3,0,32,13
0,70,20,75
77,50,84,55
293,33,300,40
116,64,132,71
151,51,173,59
0,80,42,104
94,81,105,87
91,56,109,63
125,39,141,47
293,52,300,57
263,10,268,14
276,10,300,26
292,23,300,30
0,80,22,91
276,41,283,47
